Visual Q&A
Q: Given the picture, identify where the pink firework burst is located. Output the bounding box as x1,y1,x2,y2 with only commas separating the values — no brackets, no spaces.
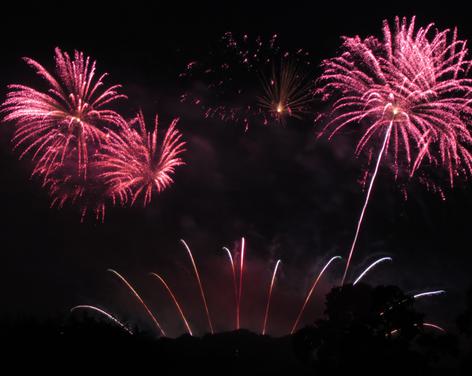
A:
317,16,472,284
97,111,186,206
318,16,472,186
1,47,126,178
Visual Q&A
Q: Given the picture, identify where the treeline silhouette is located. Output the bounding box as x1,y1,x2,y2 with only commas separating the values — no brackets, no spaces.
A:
2,283,472,375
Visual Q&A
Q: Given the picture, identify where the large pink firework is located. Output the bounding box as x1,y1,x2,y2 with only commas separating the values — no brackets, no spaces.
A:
317,16,472,283
1,48,126,178
97,111,186,206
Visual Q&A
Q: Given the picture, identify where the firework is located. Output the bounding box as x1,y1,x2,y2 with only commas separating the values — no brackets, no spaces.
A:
70,305,133,335
45,161,110,221
290,256,342,334
1,48,126,178
222,246,238,329
150,272,193,335
262,259,281,335
180,33,315,129
180,239,214,334
258,59,315,123
317,16,472,283
98,111,186,206
237,237,246,329
108,269,166,336
381,289,446,316
423,322,446,333
413,290,446,299
353,257,393,285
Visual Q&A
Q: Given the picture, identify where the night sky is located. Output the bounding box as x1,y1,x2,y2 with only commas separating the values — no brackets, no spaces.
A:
1,2,471,337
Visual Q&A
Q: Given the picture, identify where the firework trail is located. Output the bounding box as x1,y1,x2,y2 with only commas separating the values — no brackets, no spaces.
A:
222,246,238,329
390,322,446,336
318,16,472,283
1,48,126,178
353,257,393,285
180,33,315,129
107,269,166,336
423,322,446,333
290,256,342,334
342,122,393,284
98,111,186,206
237,237,246,330
180,239,214,334
150,272,193,336
70,305,133,335
262,259,281,335
413,290,446,299
381,289,446,316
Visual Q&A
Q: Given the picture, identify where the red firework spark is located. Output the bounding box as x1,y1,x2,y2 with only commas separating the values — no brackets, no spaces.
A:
1,48,126,178
98,111,186,207
317,16,472,283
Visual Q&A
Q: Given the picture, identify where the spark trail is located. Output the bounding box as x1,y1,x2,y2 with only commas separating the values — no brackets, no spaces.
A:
342,122,393,284
237,237,246,330
180,239,214,334
262,259,281,335
353,257,393,285
414,290,446,299
150,272,193,336
291,256,342,334
107,269,166,336
70,305,133,335
222,246,238,329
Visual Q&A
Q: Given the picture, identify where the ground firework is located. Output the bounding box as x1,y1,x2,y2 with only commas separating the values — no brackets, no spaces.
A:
1,48,126,178
318,16,472,283
73,238,445,338
98,111,186,206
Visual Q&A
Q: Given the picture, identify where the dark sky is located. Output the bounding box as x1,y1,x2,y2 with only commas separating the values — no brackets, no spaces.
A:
1,2,471,337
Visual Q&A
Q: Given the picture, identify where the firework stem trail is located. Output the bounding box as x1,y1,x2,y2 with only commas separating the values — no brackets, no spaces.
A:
180,239,214,334
342,121,393,285
353,257,393,285
70,305,133,335
413,290,446,299
107,269,166,336
423,322,446,333
237,237,246,330
223,246,238,330
150,272,193,336
262,259,281,335
291,256,342,334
